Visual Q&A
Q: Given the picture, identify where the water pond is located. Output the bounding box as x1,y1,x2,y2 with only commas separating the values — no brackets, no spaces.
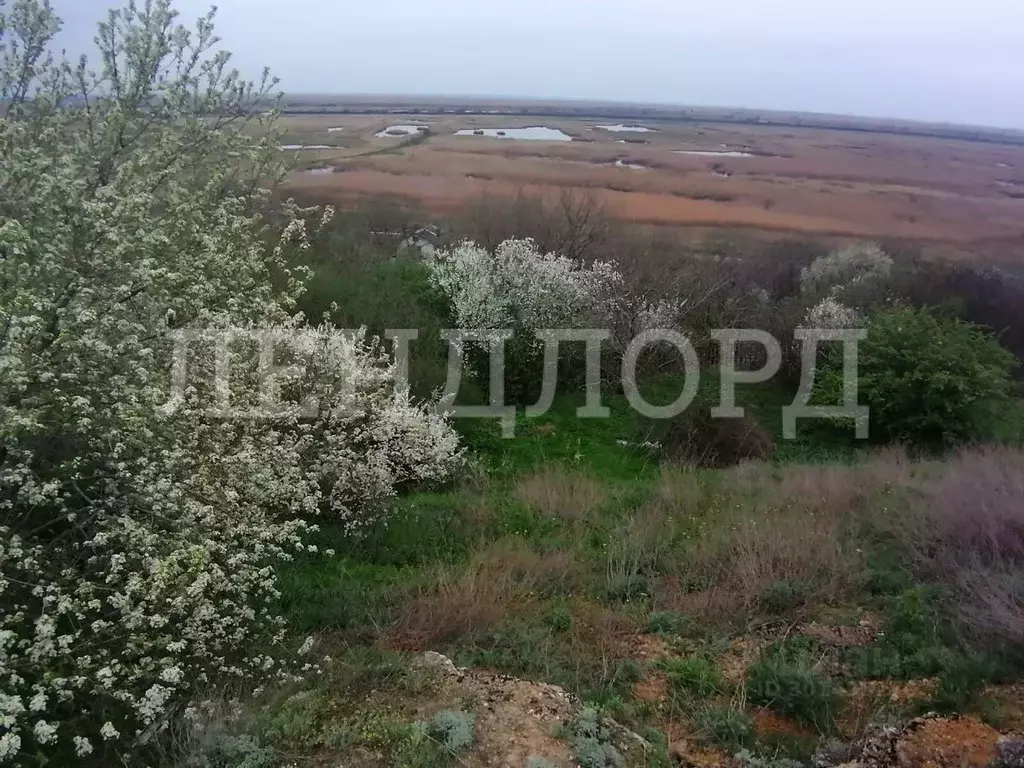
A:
455,126,573,141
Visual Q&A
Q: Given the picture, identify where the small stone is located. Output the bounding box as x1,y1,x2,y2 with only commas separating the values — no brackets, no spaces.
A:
416,651,458,675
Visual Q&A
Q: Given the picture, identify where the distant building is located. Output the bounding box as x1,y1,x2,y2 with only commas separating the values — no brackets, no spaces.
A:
369,224,440,257
403,225,440,256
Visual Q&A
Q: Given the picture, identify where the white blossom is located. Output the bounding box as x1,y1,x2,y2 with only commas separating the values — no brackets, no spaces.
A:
0,1,461,763
32,720,57,745
801,242,893,295
427,238,624,335
803,296,863,329
0,734,20,761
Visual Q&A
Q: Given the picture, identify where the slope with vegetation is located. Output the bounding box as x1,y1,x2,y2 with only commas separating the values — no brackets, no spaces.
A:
2,2,1024,767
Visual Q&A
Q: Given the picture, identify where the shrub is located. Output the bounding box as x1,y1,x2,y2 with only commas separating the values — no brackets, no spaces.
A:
185,734,275,768
426,710,475,753
892,259,1024,364
658,409,775,468
0,2,460,762
426,238,623,402
458,189,612,263
662,657,722,698
746,642,838,732
427,238,622,334
543,605,573,633
752,237,830,298
733,749,804,768
886,447,1024,650
800,243,893,296
760,580,810,615
695,707,754,750
569,707,623,768
815,307,1017,446
802,296,862,329
646,612,693,636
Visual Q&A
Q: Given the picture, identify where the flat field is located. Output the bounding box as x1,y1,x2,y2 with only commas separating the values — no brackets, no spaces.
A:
276,104,1024,246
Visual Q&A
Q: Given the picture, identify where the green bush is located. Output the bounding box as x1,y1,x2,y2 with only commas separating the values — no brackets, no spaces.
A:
695,706,754,750
746,641,837,732
662,657,722,698
544,605,573,633
426,710,475,753
816,307,1016,446
569,707,624,768
186,734,275,768
657,407,775,468
646,612,695,636
760,580,810,615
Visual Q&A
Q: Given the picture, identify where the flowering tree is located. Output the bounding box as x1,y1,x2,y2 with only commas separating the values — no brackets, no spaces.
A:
796,243,892,330
428,238,624,333
800,242,893,297
0,1,459,763
427,238,626,400
801,296,863,329
426,238,695,399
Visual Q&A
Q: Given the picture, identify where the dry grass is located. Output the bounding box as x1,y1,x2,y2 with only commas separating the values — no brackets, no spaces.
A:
888,445,1024,648
281,113,1024,245
603,500,681,596
382,540,581,651
514,466,607,521
651,456,915,620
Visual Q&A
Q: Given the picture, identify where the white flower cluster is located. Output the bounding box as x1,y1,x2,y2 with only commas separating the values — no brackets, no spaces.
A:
0,2,460,763
427,238,624,334
800,242,894,296
290,328,462,530
425,239,688,381
798,243,890,329
803,296,863,329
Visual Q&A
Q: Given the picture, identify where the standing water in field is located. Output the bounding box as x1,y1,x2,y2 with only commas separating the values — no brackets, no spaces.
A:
455,127,574,141
674,149,755,157
375,124,430,137
597,124,657,133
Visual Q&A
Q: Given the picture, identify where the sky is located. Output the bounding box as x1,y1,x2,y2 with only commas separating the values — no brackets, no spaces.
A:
51,0,1024,129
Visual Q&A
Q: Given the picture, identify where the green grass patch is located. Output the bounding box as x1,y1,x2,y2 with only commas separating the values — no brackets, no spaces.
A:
661,656,723,699
746,639,838,733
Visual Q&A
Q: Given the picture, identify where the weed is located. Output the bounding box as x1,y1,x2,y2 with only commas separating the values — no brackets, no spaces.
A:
184,734,274,768
646,612,695,636
885,447,1024,649
733,748,804,768
696,706,754,751
516,467,608,520
544,605,573,633
746,641,838,732
662,657,723,699
256,689,330,746
426,710,475,753
385,542,578,649
760,580,810,615
569,707,624,768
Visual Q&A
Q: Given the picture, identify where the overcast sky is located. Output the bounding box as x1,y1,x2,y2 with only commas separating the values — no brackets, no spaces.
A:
51,0,1024,129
